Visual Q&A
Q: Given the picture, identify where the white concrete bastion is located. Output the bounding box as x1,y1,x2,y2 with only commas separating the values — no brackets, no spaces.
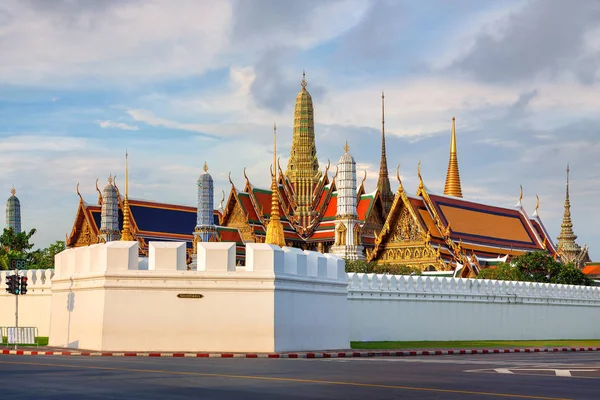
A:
46,241,349,353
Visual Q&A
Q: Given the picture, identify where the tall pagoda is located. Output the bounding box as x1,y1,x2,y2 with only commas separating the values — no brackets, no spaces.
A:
556,164,590,268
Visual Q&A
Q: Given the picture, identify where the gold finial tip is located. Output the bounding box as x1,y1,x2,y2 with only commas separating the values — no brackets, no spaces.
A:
301,70,307,88
108,174,113,184
343,141,350,153
452,117,455,121
10,186,15,196
203,162,208,172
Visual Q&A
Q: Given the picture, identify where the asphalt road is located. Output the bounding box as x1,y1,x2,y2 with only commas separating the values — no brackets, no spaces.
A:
1,352,599,399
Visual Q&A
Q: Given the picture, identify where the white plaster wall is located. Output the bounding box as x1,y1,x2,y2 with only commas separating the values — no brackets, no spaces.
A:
274,250,349,352
0,269,53,337
348,274,600,342
47,242,349,353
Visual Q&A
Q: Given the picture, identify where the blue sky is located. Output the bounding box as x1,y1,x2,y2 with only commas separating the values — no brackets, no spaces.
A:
1,0,599,258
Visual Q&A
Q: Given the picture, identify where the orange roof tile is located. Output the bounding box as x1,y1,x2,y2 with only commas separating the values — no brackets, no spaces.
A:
357,196,373,221
582,265,600,276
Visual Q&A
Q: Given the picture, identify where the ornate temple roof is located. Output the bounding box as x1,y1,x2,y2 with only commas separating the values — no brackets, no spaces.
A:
368,165,557,272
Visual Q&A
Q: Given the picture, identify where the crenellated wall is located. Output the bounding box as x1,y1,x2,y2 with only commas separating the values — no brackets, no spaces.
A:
0,269,54,336
48,241,349,353
348,273,600,342
2,249,600,351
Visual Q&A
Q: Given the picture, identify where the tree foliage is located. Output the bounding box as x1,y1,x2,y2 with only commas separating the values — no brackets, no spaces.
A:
344,259,422,275
0,228,65,270
476,251,593,286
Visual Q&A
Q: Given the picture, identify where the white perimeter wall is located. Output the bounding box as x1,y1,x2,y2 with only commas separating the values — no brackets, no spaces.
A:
348,273,600,342
4,254,600,350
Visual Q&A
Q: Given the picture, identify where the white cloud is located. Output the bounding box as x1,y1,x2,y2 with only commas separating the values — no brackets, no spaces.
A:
0,0,233,86
97,120,138,131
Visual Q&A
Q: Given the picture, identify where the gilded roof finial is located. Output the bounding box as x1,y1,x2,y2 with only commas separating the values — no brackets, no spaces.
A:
519,185,523,204
121,150,135,241
108,174,113,184
301,70,307,89
344,141,350,153
417,161,424,194
10,186,15,196
535,195,540,216
444,117,463,197
265,122,285,246
203,162,208,173
76,182,82,202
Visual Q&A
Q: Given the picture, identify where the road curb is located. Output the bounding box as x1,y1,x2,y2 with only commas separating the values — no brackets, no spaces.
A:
2,347,600,358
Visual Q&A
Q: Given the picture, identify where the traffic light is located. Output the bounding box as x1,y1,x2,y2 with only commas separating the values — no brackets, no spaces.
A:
13,276,20,295
4,275,14,294
20,276,28,295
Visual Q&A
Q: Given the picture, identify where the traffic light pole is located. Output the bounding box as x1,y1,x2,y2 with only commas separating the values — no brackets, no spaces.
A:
14,269,19,350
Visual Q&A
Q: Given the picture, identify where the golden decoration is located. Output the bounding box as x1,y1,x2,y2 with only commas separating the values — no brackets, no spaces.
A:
343,141,350,153
121,150,135,241
444,117,463,197
265,122,286,247
203,162,209,172
10,186,16,196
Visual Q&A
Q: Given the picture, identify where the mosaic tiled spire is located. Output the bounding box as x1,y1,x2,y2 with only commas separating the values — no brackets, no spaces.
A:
557,164,581,255
194,162,217,242
98,175,120,242
6,186,21,233
285,71,321,227
377,92,393,215
337,141,357,218
265,123,286,247
332,142,364,260
444,117,463,197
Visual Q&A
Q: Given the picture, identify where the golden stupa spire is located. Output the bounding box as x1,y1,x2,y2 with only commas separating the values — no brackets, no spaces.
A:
10,186,15,196
265,123,286,247
443,117,463,197
120,150,135,241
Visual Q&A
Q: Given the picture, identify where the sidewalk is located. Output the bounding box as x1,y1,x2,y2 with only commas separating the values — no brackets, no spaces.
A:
2,346,600,358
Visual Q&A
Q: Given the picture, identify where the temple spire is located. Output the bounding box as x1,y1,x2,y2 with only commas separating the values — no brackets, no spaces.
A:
377,91,393,214
121,150,135,241
285,71,321,228
557,163,578,250
443,117,463,197
265,123,286,247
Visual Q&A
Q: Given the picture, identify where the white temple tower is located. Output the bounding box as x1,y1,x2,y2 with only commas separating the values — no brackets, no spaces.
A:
6,187,21,233
191,162,218,268
331,142,364,260
98,175,120,242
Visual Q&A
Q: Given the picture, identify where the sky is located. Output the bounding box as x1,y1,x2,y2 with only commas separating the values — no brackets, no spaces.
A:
0,0,599,258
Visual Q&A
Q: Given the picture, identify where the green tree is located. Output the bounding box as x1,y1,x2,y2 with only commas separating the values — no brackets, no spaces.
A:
0,227,65,270
476,263,524,281
476,251,592,286
550,262,593,286
28,241,66,270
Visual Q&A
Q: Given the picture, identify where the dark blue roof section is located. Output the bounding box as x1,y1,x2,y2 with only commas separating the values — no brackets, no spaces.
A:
90,210,102,229
131,205,196,235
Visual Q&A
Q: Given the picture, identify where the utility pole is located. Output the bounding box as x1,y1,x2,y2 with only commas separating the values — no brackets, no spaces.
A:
15,268,19,350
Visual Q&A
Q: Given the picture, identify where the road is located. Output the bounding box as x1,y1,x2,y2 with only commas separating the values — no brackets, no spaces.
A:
1,352,599,399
